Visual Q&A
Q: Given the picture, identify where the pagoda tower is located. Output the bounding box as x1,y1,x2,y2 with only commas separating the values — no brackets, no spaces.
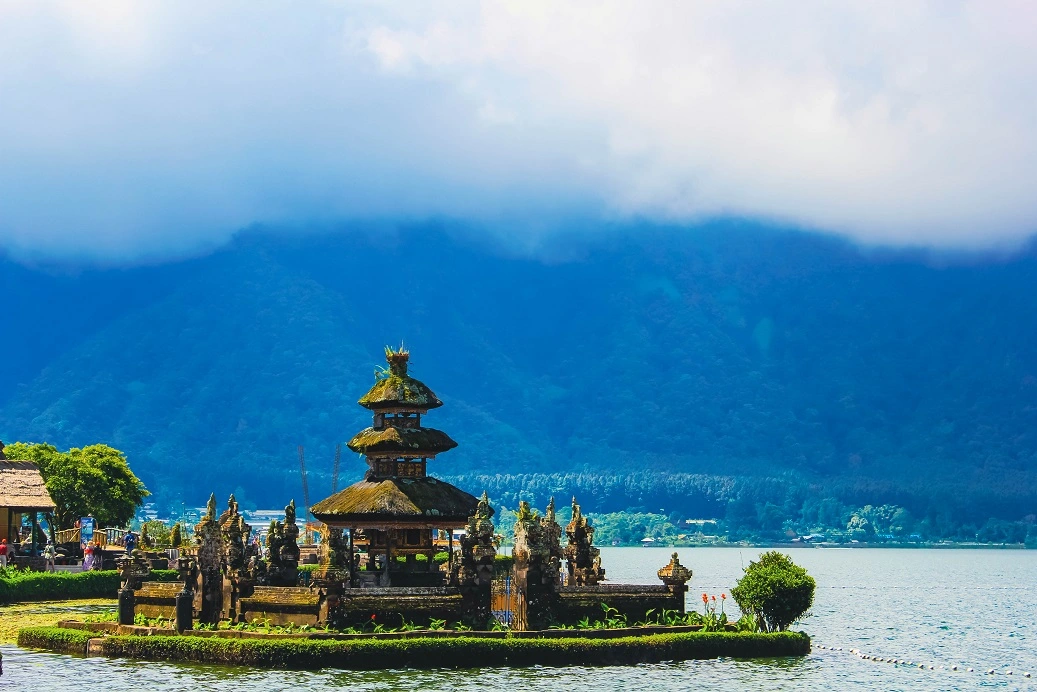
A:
311,347,482,587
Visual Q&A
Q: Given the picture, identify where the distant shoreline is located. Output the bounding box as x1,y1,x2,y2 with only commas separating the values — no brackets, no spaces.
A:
595,542,1031,550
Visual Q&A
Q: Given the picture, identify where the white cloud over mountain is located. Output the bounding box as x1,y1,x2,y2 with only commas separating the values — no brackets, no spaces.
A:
1,1,1035,258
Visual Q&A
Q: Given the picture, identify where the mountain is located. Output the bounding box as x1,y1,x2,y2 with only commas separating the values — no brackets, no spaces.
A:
1,224,1036,524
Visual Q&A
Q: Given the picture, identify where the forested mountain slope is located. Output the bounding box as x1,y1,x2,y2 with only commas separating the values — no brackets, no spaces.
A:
1,225,1035,522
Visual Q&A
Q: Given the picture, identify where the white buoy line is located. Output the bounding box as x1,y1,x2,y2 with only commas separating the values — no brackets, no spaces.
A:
814,644,1032,679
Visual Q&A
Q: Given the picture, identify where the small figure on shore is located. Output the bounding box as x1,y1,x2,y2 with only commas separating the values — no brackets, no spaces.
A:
43,540,56,572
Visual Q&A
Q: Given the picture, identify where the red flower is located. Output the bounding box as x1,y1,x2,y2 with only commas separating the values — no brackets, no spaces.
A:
721,593,727,600
370,614,376,620
702,593,708,603
711,595,716,602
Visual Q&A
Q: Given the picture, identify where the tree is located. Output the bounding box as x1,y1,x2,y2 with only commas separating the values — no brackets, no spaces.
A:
731,551,815,632
3,442,149,529
170,522,183,548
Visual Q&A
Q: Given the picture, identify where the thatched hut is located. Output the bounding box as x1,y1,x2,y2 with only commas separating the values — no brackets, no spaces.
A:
0,441,57,555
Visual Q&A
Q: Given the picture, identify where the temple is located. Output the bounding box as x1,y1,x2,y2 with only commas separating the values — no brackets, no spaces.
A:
116,347,690,633
311,347,484,588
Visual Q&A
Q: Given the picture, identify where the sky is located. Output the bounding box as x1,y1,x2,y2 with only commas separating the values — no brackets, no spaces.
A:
1,1,1036,261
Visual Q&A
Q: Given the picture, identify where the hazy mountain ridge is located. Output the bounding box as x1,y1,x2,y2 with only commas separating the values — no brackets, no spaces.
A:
1,225,1035,519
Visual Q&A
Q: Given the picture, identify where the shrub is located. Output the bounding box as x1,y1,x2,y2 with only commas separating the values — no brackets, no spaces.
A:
99,630,809,668
0,570,120,603
18,627,93,654
730,551,815,632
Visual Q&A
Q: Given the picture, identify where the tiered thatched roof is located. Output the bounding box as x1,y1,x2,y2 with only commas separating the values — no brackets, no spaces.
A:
347,426,457,456
358,349,443,411
0,460,56,511
311,477,480,527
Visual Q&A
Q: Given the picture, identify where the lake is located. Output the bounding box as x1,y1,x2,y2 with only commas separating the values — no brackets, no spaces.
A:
2,547,1035,691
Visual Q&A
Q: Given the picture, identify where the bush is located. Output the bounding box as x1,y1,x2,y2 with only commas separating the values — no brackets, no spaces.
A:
17,626,810,668
0,569,120,603
149,570,181,583
730,551,815,632
18,627,93,654
100,630,808,668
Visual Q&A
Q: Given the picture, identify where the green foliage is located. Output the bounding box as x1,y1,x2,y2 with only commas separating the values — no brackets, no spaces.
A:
0,569,120,604
17,626,93,654
149,570,181,583
170,522,183,547
730,551,815,632
3,442,149,529
15,628,812,668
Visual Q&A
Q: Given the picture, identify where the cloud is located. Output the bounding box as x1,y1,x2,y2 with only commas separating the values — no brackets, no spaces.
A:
1,1,1036,259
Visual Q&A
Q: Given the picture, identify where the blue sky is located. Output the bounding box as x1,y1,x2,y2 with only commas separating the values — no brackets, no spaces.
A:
1,1,1036,260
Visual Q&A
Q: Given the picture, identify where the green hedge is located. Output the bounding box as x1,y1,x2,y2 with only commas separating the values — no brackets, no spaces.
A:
18,627,94,654
18,627,809,668
0,570,120,603
149,570,181,583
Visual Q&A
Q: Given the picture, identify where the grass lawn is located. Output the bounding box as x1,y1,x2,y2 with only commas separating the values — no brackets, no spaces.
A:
0,599,116,644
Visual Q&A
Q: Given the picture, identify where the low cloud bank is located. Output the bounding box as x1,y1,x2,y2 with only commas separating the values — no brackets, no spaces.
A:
2,2,1035,260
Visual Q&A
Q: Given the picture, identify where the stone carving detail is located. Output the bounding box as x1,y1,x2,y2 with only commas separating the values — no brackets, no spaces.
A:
454,492,496,628
455,492,497,587
564,497,605,586
218,494,252,576
193,493,224,624
261,499,301,587
513,497,563,585
316,523,351,585
657,552,693,596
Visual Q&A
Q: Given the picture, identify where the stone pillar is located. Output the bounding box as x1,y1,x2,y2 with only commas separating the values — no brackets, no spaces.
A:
175,584,194,633
564,497,605,586
118,585,135,625
457,492,496,628
194,493,224,625
657,552,693,613
512,498,563,631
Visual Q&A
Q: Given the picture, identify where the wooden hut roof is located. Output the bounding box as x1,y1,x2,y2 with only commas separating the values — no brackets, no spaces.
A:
347,426,457,456
0,460,57,511
311,477,481,525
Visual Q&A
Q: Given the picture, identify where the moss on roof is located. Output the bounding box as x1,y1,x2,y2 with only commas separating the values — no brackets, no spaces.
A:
347,426,458,455
310,477,480,522
358,375,443,411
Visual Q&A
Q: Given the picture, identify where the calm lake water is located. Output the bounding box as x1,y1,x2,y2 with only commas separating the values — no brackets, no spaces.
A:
3,547,1035,691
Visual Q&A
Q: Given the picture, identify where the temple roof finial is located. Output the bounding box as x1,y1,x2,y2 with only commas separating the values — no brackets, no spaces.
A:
385,343,410,377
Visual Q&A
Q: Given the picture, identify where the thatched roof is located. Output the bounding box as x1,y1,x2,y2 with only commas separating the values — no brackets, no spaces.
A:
0,460,56,511
359,350,443,410
347,426,457,456
359,375,443,411
311,477,481,525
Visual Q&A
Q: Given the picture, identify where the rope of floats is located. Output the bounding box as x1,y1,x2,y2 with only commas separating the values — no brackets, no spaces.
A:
816,644,1033,679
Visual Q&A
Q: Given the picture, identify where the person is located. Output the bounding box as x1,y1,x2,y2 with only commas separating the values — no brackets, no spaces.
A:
124,529,137,554
82,544,93,571
43,540,56,572
0,539,8,570
93,541,105,570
